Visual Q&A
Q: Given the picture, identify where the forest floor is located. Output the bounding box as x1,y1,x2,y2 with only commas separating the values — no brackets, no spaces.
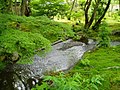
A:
70,45,120,90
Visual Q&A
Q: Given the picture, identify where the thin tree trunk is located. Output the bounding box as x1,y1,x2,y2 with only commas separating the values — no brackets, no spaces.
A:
21,0,26,16
68,0,76,20
84,0,92,29
14,0,17,14
92,0,111,30
7,0,12,13
86,0,101,29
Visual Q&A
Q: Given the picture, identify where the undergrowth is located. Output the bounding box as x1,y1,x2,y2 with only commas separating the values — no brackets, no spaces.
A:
70,45,120,90
32,72,104,90
0,14,74,64
0,29,51,64
0,14,74,42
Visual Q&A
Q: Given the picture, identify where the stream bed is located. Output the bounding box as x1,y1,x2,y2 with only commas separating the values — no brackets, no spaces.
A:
0,39,120,90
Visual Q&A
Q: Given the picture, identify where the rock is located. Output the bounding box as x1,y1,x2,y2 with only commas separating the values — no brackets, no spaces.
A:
12,51,19,62
112,30,120,36
0,55,6,61
79,36,88,45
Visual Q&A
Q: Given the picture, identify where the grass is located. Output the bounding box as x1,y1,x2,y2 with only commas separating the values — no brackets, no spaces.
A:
70,45,120,90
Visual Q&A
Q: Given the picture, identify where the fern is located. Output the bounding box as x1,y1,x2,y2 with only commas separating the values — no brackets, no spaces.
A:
32,72,104,90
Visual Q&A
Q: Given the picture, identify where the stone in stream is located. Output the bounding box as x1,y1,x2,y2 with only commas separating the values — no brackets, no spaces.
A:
0,39,96,90
112,30,120,36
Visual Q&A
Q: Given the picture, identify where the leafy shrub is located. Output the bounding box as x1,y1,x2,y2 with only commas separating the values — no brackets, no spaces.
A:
0,13,75,69
0,13,75,64
97,21,111,47
0,14,74,43
28,16,74,42
70,10,84,21
0,29,51,64
31,0,69,18
111,11,120,21
32,72,104,90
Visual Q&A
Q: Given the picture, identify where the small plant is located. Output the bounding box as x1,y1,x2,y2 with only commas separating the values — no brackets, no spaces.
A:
97,21,111,47
80,59,90,66
32,72,104,90
84,75,104,90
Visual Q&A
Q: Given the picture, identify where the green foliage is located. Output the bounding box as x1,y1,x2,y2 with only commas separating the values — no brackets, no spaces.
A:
80,59,90,66
0,13,74,64
30,16,74,42
0,0,7,13
70,10,84,21
97,22,111,47
91,0,106,21
32,72,104,90
0,29,51,64
112,11,120,22
0,14,74,43
31,0,69,18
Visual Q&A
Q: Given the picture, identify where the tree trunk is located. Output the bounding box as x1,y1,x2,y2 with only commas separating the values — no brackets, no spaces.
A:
85,0,101,29
14,0,17,14
84,0,92,29
7,0,13,13
92,0,111,30
21,0,26,16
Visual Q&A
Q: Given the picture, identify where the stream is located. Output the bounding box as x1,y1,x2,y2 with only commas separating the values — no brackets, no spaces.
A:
0,39,120,90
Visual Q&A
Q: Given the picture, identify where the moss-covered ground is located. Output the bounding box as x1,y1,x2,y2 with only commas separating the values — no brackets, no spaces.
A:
70,45,120,90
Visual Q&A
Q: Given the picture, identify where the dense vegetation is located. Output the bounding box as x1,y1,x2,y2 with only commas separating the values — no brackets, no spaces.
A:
0,14,74,65
0,0,120,90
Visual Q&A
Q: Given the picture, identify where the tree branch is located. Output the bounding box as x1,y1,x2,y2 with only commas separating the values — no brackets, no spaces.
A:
87,0,101,28
92,0,111,30
84,0,92,28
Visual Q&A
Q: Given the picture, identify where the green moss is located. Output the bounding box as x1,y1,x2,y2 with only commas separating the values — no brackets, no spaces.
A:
0,29,51,64
0,13,75,64
0,14,74,43
71,46,120,89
